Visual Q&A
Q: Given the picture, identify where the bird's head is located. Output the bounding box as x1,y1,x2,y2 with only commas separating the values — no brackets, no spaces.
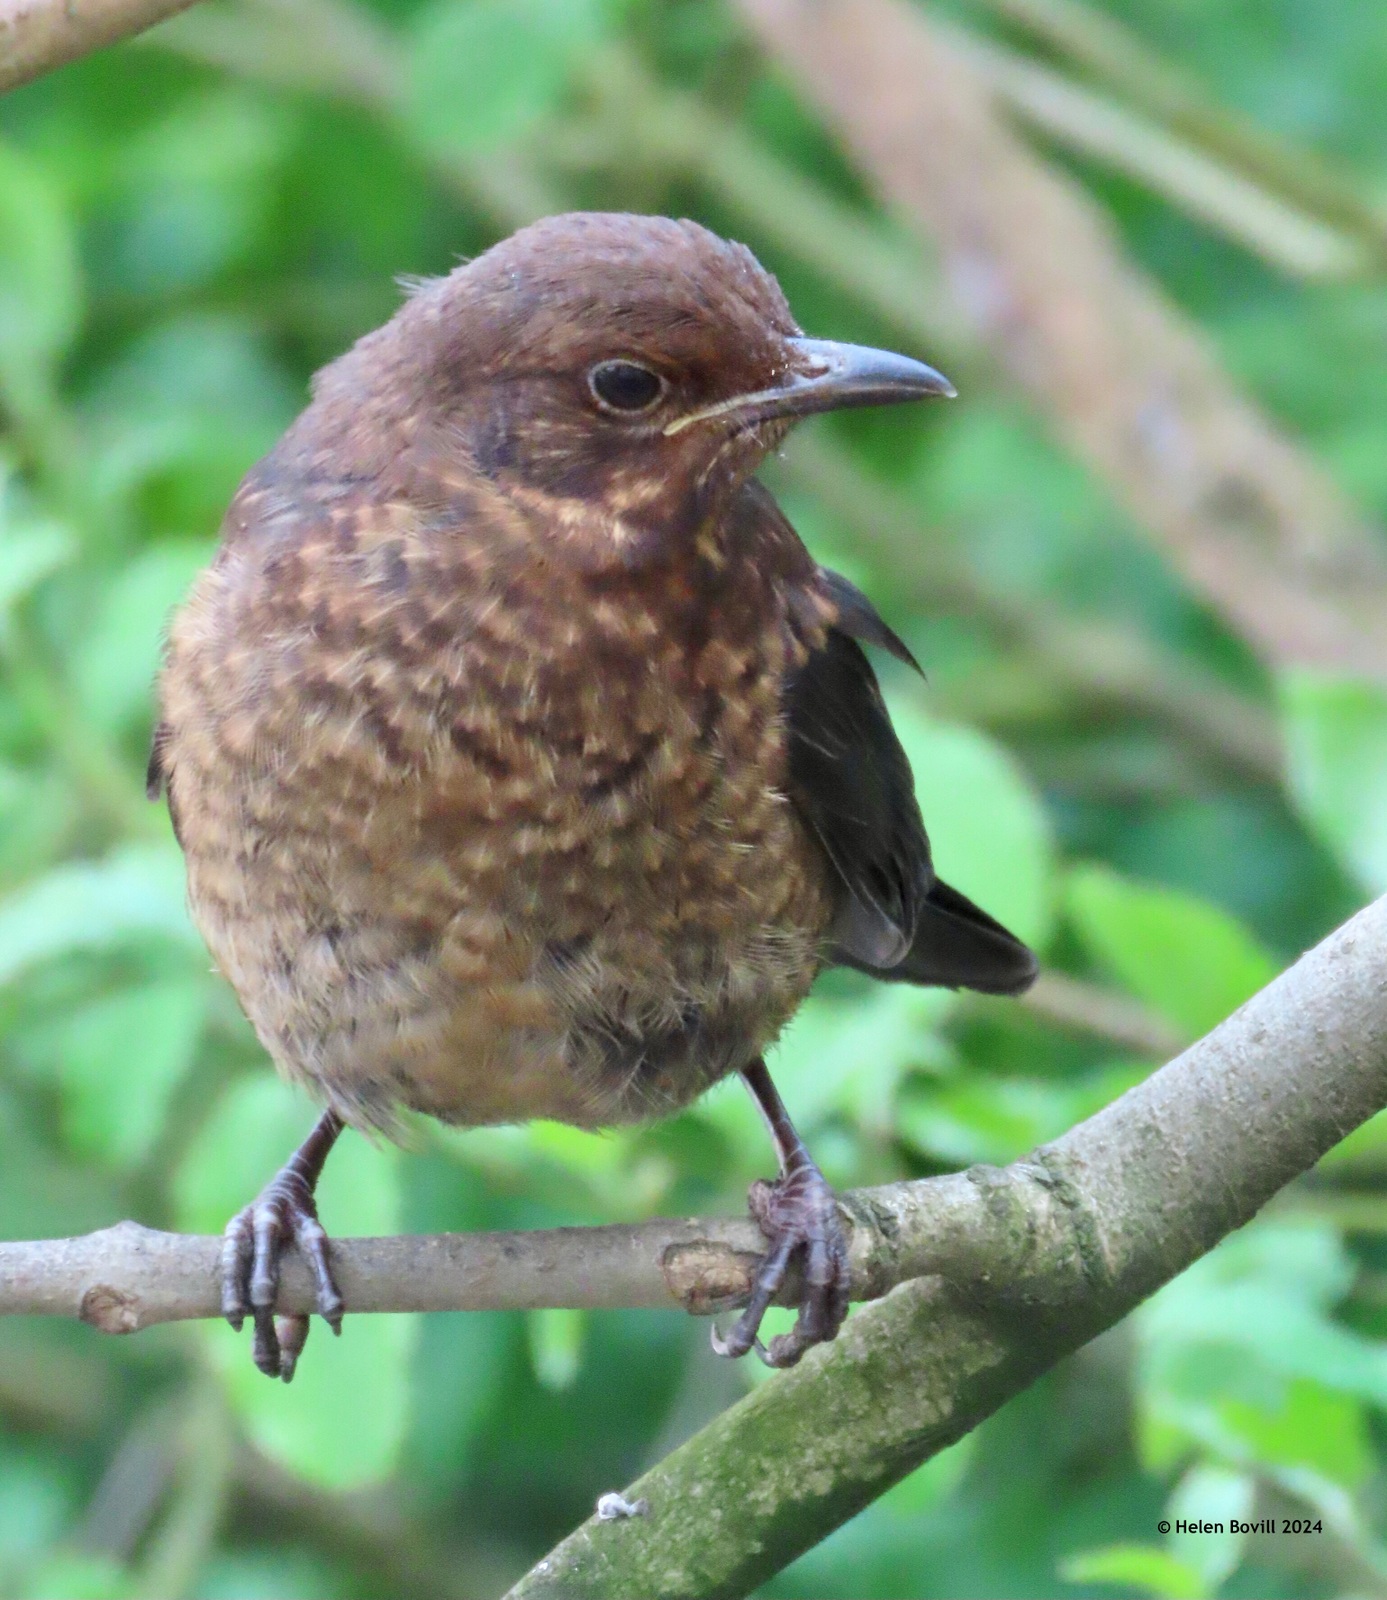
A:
315,213,952,560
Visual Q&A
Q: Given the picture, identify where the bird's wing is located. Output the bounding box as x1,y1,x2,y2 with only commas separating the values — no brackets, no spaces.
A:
787,568,1037,994
786,619,928,968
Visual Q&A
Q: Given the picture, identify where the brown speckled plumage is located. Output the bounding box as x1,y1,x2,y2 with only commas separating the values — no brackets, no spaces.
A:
152,213,1036,1377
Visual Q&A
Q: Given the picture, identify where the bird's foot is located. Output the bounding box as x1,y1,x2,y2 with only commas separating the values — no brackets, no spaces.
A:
221,1112,344,1382
712,1157,851,1369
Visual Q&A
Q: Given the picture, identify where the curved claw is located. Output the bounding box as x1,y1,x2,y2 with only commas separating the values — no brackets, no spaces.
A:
713,1159,851,1369
709,1321,769,1363
220,1112,345,1381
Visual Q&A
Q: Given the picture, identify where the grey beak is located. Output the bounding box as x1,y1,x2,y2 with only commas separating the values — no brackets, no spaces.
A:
775,338,956,415
665,337,954,435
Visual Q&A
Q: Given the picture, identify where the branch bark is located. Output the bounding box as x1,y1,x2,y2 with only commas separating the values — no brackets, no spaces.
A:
0,0,204,93
0,1163,1095,1331
504,891,1387,1598
737,0,1387,682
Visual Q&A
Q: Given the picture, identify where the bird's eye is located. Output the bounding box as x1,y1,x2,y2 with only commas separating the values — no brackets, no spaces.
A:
588,360,666,415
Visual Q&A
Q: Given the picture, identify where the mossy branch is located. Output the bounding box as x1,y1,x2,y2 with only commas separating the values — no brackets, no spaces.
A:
504,891,1387,1597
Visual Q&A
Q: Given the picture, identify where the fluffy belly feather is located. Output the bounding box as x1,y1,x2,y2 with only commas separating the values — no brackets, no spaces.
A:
183,768,830,1133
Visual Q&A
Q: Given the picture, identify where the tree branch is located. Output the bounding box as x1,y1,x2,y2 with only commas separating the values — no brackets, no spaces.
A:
501,892,1387,1597
0,1169,1074,1332
0,0,204,93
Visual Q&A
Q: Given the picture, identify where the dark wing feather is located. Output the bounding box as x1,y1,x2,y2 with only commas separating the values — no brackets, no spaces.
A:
787,627,928,967
788,568,1038,995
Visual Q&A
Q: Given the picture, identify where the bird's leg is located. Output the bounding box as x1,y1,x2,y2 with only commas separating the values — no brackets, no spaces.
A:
221,1109,345,1382
712,1057,851,1369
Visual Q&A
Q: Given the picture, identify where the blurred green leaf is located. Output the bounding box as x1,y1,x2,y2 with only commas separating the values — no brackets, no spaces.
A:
0,500,73,636
769,984,954,1133
877,1434,976,1516
1220,1378,1370,1489
0,142,80,404
49,977,206,1168
1166,1464,1252,1589
887,700,1055,947
70,542,209,738
193,1548,345,1599
0,765,71,885
1137,1221,1387,1489
405,0,606,155
18,1552,132,1600
898,1062,1145,1167
1059,1542,1209,1600
176,1073,414,1488
0,844,196,987
0,1084,119,1238
1065,865,1278,1038
1281,669,1387,895
105,93,290,296
527,1307,587,1391
0,1448,75,1577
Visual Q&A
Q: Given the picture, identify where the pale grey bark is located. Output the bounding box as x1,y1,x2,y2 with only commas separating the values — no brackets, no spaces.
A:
0,1169,1072,1331
0,0,203,92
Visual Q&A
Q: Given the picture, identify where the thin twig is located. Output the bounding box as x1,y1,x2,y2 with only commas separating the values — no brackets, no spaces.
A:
0,1173,1056,1330
1018,968,1183,1057
939,20,1364,279
973,0,1387,263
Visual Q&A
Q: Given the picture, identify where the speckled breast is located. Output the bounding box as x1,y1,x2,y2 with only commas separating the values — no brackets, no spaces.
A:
158,478,835,1133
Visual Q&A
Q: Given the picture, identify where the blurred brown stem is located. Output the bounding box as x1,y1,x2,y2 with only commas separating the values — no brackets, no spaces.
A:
936,20,1364,280
1018,968,1183,1057
973,0,1387,264
738,0,1387,682
0,0,204,91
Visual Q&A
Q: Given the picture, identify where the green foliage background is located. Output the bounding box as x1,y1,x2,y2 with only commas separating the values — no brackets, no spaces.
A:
2,0,1387,1594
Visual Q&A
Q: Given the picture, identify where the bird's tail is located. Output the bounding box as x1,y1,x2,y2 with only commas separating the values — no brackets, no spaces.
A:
842,877,1039,995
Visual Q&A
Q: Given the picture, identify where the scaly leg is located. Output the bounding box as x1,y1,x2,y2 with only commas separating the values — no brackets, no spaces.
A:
711,1058,851,1369
221,1109,345,1381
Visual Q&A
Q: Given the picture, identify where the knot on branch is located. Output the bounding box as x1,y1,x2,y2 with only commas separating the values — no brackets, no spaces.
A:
79,1283,142,1333
660,1242,764,1313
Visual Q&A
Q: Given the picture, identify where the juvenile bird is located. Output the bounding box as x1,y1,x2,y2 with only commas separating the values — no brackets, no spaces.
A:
150,213,1037,1380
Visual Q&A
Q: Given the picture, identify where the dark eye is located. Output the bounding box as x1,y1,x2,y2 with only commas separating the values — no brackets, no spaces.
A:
588,360,666,414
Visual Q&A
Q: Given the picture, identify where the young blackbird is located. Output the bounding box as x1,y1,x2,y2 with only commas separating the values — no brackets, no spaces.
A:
150,213,1037,1380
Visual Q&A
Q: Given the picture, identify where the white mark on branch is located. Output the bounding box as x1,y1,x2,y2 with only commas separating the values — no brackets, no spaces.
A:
596,1492,650,1521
